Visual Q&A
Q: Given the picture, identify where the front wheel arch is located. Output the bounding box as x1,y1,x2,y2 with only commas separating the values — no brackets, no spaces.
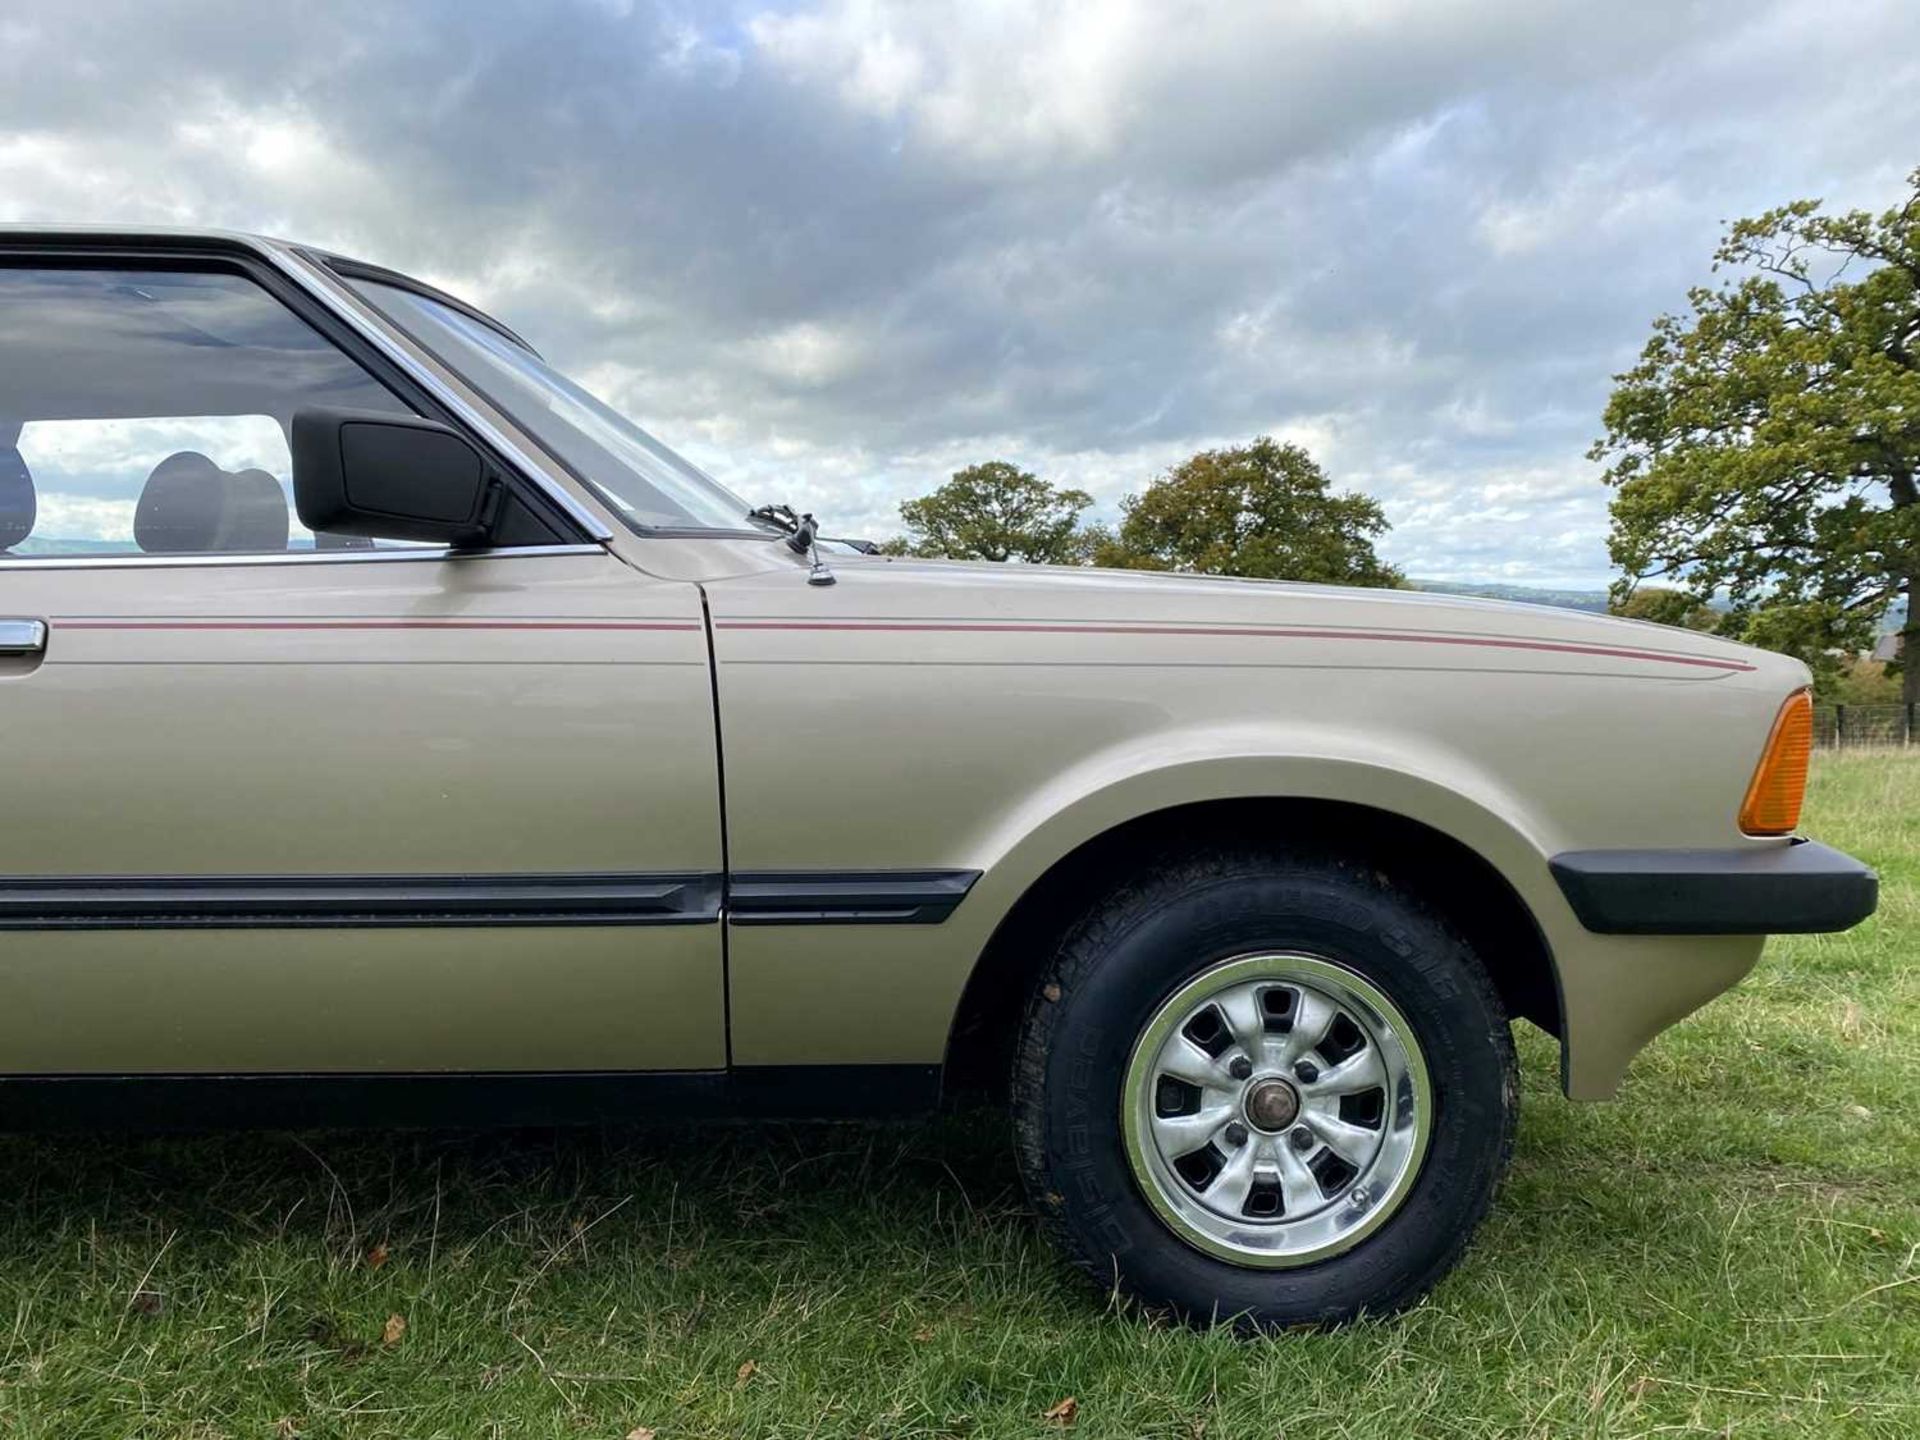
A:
943,797,1560,1104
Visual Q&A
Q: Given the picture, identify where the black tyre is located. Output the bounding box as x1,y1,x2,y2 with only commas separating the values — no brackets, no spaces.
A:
1012,846,1517,1329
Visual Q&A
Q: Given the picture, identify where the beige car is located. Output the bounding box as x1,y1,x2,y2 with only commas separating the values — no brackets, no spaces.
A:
0,227,1876,1327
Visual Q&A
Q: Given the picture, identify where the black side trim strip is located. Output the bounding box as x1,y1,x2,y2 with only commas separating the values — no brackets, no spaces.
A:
0,1065,941,1132
729,869,981,925
1549,840,1878,936
0,873,724,930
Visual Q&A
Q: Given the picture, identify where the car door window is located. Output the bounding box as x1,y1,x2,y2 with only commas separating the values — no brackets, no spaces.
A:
10,414,342,556
0,265,415,558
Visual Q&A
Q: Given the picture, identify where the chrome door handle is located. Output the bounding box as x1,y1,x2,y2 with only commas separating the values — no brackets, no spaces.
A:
0,620,47,655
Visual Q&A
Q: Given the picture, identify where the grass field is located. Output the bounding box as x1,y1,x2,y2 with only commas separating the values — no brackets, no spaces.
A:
0,756,1914,1438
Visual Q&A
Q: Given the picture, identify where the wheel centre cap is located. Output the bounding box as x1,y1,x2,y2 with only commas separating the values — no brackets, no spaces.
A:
1243,1077,1301,1133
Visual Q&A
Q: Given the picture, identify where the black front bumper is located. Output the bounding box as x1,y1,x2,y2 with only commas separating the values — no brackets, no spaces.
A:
1549,840,1878,936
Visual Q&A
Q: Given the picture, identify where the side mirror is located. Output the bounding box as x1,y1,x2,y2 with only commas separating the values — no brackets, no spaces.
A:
291,407,500,546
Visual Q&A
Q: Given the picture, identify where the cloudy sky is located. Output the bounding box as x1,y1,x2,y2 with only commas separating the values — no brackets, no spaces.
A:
4,1,1917,585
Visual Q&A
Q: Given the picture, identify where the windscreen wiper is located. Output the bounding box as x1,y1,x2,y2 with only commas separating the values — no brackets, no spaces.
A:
746,503,835,586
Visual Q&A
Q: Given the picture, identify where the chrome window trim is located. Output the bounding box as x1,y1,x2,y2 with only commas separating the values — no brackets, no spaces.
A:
307,251,541,355
0,543,608,573
262,245,617,544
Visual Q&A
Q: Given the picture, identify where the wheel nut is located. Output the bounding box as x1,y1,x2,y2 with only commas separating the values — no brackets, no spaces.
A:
1293,1060,1319,1083
1223,1121,1249,1147
1289,1125,1314,1151
1228,1056,1253,1080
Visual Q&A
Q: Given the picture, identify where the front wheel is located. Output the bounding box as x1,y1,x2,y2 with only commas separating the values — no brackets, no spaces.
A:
1011,848,1517,1329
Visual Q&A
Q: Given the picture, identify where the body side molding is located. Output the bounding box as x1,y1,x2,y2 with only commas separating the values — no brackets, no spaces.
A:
0,870,986,930
0,873,725,930
729,869,981,925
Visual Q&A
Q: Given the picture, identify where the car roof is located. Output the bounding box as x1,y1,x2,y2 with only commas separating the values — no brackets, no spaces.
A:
0,222,289,248
0,225,538,355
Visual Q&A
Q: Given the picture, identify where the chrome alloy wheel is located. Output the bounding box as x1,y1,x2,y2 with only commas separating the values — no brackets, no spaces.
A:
1121,953,1433,1268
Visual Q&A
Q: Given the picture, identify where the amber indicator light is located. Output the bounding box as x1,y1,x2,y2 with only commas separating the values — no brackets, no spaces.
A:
1739,689,1813,836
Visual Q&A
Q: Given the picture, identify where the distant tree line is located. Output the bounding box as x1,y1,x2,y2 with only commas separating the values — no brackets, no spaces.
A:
880,437,1401,588
877,169,1918,705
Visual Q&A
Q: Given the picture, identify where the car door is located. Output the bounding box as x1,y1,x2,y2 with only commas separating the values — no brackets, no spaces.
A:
0,248,724,1075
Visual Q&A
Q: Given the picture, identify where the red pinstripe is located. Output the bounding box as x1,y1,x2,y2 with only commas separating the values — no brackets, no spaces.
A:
712,619,1757,672
54,619,700,632
43,617,1757,672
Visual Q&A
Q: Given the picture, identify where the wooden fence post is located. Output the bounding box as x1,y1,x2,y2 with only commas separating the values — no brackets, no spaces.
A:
1834,704,1846,750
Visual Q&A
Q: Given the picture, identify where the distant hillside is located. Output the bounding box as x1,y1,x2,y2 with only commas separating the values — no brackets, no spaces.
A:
10,536,129,555
1411,584,1908,637
1409,580,1611,614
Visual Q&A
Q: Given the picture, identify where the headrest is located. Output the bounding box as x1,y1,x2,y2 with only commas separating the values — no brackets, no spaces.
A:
134,452,289,554
226,468,292,553
0,446,33,551
134,452,226,553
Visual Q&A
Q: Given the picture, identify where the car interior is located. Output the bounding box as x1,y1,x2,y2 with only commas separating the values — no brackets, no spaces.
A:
0,264,416,557
0,428,388,557
0,438,33,555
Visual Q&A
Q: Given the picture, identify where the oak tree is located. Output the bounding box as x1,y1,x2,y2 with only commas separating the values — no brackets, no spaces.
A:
890,461,1095,564
1094,437,1400,586
1593,171,1920,701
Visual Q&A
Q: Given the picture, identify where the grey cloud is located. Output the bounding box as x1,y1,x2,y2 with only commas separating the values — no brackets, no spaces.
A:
2,0,1917,582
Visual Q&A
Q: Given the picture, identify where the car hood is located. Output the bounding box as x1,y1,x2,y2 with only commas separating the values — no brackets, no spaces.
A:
762,552,1788,681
